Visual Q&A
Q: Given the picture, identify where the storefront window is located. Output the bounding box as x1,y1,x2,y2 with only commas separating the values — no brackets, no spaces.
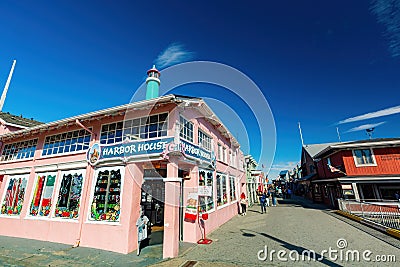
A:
54,170,84,219
198,169,214,212
216,173,228,206
1,176,28,216
229,176,237,201
29,173,56,217
90,166,124,222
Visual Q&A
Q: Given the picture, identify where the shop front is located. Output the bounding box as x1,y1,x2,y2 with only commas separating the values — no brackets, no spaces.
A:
0,95,246,259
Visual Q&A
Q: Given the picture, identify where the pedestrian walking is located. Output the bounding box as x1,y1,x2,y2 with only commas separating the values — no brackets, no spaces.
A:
265,189,270,207
271,190,277,206
258,190,267,213
240,192,248,215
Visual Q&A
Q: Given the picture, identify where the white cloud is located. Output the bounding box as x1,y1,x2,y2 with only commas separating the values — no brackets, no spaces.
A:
154,43,195,69
338,105,400,124
370,0,400,57
345,122,386,133
269,161,299,171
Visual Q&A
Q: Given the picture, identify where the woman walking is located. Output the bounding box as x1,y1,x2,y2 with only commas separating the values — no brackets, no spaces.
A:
240,192,248,215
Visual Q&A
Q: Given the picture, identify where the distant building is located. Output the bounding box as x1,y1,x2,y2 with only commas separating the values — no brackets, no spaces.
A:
300,138,400,208
244,155,258,206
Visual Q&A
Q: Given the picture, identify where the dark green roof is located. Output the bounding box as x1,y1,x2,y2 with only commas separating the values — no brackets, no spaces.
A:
0,112,43,128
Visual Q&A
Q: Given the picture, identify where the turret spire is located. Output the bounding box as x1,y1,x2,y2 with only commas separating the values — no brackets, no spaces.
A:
145,65,160,100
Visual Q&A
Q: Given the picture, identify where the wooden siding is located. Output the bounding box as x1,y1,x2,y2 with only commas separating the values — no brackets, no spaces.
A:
317,152,345,179
343,147,400,176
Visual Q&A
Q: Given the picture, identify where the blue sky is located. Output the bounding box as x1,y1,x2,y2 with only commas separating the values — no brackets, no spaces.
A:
1,1,400,179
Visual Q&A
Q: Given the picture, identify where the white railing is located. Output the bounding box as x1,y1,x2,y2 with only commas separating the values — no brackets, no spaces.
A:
338,199,400,230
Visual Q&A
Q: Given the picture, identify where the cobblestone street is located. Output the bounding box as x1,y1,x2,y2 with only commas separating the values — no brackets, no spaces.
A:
152,196,400,267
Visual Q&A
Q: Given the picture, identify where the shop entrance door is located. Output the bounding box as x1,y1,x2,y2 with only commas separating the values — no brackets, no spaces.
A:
141,178,165,245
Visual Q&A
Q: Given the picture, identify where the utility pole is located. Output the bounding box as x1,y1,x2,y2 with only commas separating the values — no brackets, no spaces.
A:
336,127,341,142
0,60,17,112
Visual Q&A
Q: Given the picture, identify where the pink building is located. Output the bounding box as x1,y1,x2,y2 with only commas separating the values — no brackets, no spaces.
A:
0,67,246,258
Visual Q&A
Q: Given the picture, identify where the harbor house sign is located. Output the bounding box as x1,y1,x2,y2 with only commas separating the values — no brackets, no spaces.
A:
87,137,213,165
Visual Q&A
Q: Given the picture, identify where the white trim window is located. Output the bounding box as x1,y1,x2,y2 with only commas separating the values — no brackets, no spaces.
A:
179,116,193,142
216,173,228,206
229,176,237,202
29,172,57,217
353,149,376,166
54,170,85,219
100,113,168,144
1,139,38,161
42,129,91,156
1,175,29,216
198,129,212,151
223,147,227,163
217,144,222,161
89,166,124,222
198,169,214,212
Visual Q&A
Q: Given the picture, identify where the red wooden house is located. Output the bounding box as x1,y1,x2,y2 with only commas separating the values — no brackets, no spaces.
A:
311,138,400,208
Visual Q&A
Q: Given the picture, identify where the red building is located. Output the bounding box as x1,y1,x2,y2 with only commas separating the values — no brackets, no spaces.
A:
306,138,400,208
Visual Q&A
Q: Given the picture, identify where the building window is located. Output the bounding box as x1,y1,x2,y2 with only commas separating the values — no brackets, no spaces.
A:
90,166,124,222
310,165,315,173
54,170,85,219
42,129,91,156
229,176,237,202
198,170,214,212
217,144,222,161
179,116,193,142
1,139,38,161
29,173,56,217
216,173,228,206
1,175,28,216
100,113,168,144
353,149,376,166
223,147,227,163
198,130,212,151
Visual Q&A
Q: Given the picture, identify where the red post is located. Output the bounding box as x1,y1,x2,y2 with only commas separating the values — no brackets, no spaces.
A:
197,213,212,244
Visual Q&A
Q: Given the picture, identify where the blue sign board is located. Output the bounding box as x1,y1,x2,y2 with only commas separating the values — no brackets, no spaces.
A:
87,137,214,166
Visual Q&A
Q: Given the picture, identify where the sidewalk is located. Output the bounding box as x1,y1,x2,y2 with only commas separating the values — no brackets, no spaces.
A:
0,235,166,267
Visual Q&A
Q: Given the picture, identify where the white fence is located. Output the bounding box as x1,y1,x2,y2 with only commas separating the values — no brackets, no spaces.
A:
338,199,400,230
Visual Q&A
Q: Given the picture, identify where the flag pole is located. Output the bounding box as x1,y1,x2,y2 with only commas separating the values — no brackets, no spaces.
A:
0,60,17,112
298,122,304,146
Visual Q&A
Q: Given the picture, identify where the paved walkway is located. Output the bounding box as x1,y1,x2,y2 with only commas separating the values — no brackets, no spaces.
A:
1,197,399,266
152,196,400,267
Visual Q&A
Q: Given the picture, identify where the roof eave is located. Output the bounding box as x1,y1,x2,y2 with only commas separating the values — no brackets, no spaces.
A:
0,94,177,141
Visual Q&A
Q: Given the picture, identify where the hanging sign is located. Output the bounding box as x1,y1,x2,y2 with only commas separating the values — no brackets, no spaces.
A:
198,186,212,197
